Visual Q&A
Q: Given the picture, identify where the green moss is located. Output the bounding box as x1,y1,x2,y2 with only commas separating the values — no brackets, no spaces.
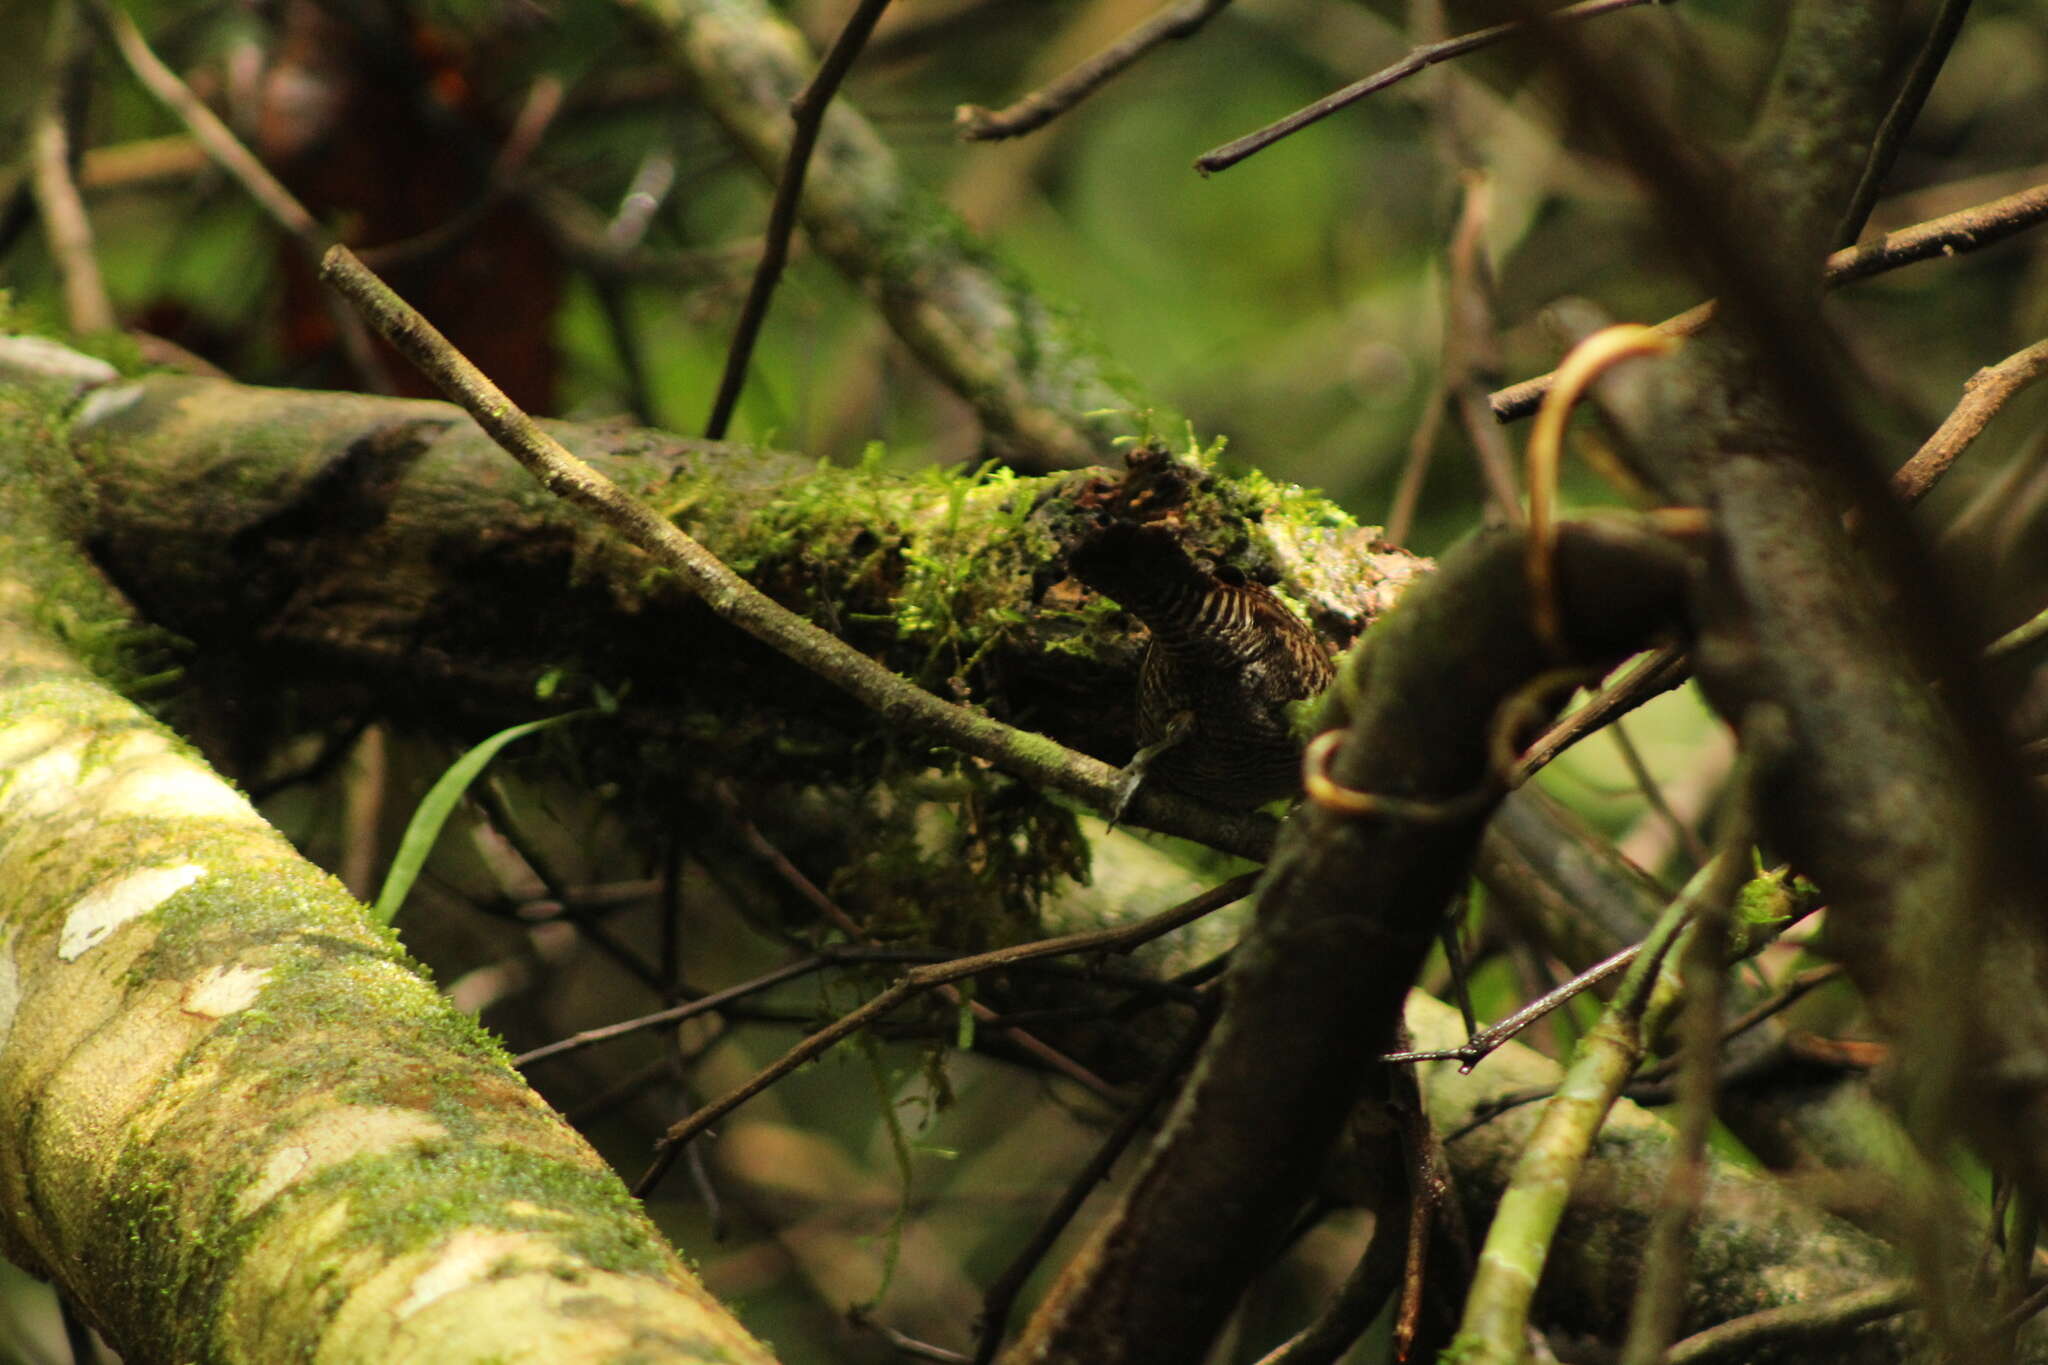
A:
302,1144,671,1278
1438,1332,1486,1363
0,372,203,715
101,1142,249,1361
98,1118,673,1361
1729,865,1820,958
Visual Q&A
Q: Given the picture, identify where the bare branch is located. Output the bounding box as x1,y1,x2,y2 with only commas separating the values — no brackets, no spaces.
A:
636,873,1255,1196
1835,0,1975,249
1195,0,1673,176
1892,336,2048,504
29,6,114,334
957,0,1232,142
1492,180,2048,422
84,0,393,392
705,0,893,439
1663,1282,1918,1365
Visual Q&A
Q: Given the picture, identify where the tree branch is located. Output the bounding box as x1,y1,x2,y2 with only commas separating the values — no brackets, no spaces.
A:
0,339,778,1365
1490,177,2048,421
1002,516,1691,1363
704,0,892,439
1195,0,1674,176
956,0,1233,142
627,0,1144,470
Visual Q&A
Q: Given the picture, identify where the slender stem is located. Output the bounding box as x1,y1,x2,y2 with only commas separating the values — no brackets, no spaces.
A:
1195,0,1671,175
1388,388,1447,548
1513,647,1690,784
30,4,115,334
1893,336,2048,504
971,1012,1214,1365
1451,856,1718,1365
1382,941,1640,1070
1609,716,1709,868
1662,1281,1917,1364
1834,0,1974,249
635,873,1253,1188
704,0,893,440
514,956,830,1067
1988,1274,2048,1345
1252,1071,1432,1364
90,0,317,240
957,0,1233,142
711,780,1118,1100
1989,601,2048,661
1619,766,1757,1364
1492,179,2048,421
85,0,392,392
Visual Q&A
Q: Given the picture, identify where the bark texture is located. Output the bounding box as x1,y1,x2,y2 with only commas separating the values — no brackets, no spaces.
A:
0,341,778,1364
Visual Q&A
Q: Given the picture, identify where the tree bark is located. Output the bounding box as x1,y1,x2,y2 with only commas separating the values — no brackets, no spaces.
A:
0,343,779,1362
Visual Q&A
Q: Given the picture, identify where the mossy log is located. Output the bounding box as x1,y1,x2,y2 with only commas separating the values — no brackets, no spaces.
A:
66,369,1422,789
0,343,779,1363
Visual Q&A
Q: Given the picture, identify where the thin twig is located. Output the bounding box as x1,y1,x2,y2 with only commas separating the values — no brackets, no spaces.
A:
957,0,1232,142
30,111,114,334
1391,171,1516,541
1195,0,1672,175
856,1315,969,1362
1392,1061,1455,1360
472,780,666,995
1989,602,2048,661
1446,165,1511,476
1619,740,1759,1365
1661,1280,1917,1365
30,4,114,334
1893,337,2048,504
705,0,893,439
514,956,830,1068
606,152,679,255
1511,647,1690,785
1492,179,2048,421
711,780,1121,1100
1609,717,1709,868
1995,1185,2040,1360
972,1011,1214,1365
564,1055,672,1125
634,873,1255,1198
85,0,392,392
89,0,317,239
1455,385,1527,526
1253,1126,1413,1363
1382,942,1639,1069
1441,891,1478,1041
1709,964,1841,1048
356,75,565,272
1446,959,1834,1139
1388,388,1448,549
317,245,1276,860
588,151,679,426
1834,0,1975,249
1988,1274,2048,1346
1449,865,1704,1362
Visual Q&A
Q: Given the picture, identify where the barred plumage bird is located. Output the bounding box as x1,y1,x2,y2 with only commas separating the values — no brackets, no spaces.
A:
1069,520,1335,813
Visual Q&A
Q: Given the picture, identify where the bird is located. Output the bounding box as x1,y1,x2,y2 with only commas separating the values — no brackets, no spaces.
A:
1068,519,1335,816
